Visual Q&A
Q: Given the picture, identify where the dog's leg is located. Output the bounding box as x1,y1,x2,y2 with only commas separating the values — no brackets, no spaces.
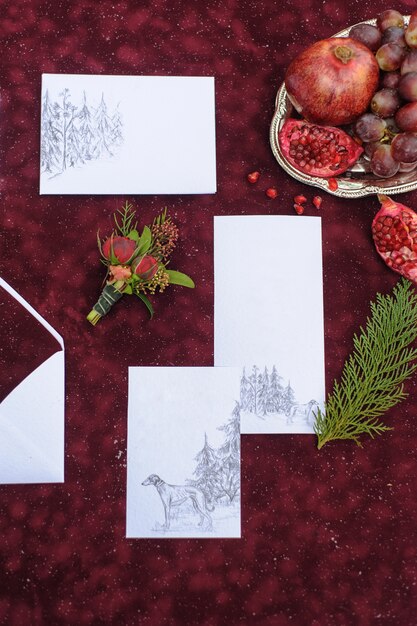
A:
162,501,171,530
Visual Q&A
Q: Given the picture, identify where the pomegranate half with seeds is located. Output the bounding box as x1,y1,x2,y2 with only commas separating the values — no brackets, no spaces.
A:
372,194,417,283
285,37,379,126
278,119,363,178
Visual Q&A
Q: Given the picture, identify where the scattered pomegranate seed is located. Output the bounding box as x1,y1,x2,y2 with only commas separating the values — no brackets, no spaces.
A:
294,194,307,205
294,204,304,215
313,195,323,209
266,187,278,199
328,177,338,191
247,171,260,184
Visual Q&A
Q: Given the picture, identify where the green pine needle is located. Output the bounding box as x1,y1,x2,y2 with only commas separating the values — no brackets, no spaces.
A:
113,201,137,236
315,278,417,449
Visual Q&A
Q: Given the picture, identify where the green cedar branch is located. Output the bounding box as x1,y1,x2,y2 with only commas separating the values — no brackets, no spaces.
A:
315,278,417,449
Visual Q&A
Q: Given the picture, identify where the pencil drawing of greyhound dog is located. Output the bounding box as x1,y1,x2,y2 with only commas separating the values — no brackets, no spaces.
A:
142,474,214,530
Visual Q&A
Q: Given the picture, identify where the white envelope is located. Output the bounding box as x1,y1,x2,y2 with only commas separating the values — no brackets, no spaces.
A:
40,74,217,195
0,277,65,484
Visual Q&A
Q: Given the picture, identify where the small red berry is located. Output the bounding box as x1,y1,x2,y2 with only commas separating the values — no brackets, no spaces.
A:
328,177,338,191
294,194,307,204
313,195,323,209
266,187,278,199
247,171,260,184
294,203,305,215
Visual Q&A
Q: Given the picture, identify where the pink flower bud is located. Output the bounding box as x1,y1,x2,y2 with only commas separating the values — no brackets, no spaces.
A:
132,255,158,280
102,236,136,263
109,265,132,281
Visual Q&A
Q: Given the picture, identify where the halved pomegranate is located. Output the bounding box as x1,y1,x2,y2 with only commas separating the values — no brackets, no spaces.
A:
278,119,363,178
372,194,417,283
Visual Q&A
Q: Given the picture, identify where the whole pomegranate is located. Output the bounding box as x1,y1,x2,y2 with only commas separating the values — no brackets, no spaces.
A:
285,37,379,126
278,119,363,177
372,195,417,283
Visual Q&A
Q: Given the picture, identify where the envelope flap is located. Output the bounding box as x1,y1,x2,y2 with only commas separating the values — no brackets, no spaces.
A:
0,351,64,484
0,277,63,403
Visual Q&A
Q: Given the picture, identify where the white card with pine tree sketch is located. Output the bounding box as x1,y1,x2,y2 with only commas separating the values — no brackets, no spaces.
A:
40,74,216,195
126,367,241,539
214,215,326,435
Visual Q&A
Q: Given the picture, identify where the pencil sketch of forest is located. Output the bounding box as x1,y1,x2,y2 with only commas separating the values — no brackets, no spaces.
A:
240,365,319,428
40,88,123,177
144,402,241,534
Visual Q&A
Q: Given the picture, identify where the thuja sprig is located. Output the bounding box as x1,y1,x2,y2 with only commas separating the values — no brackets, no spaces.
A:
113,201,137,237
315,278,417,449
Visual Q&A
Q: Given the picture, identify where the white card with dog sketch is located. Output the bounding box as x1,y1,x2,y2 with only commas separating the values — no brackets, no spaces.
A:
214,215,325,435
127,367,241,539
40,74,216,195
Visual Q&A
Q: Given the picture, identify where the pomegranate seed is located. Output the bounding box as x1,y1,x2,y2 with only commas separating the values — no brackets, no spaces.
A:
313,195,322,209
328,177,338,191
294,194,307,204
247,171,260,184
266,187,278,199
294,203,304,215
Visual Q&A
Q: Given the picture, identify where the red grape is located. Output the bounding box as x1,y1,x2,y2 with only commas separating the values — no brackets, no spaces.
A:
370,88,401,117
364,141,380,158
384,117,400,134
377,10,404,32
405,14,417,48
382,71,401,89
401,50,417,75
391,132,417,163
398,72,417,102
354,113,386,142
381,26,406,48
395,102,417,132
375,43,405,71
370,143,399,178
349,24,382,51
399,161,417,172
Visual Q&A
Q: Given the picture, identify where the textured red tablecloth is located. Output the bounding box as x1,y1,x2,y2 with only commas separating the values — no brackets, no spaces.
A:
1,1,417,624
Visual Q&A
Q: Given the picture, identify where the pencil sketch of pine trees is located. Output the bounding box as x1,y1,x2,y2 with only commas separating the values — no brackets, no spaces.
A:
187,403,241,508
40,88,123,177
268,365,284,413
40,90,62,173
192,433,220,499
240,365,297,418
281,381,296,416
216,402,240,503
77,91,95,161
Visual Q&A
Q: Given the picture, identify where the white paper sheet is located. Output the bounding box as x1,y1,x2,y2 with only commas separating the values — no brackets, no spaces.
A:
0,277,65,484
39,74,216,195
127,367,241,539
214,215,325,434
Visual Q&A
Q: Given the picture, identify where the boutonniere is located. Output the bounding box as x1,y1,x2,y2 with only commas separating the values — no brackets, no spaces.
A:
87,203,194,325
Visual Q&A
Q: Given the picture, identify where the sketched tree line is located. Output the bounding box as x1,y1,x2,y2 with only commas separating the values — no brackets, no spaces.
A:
41,88,123,176
187,403,240,505
240,365,297,417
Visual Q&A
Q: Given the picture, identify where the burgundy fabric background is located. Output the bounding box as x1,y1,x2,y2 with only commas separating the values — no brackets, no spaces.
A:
0,0,416,624
0,286,62,402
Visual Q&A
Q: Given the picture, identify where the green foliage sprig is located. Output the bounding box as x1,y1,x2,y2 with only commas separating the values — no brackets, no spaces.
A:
315,279,417,449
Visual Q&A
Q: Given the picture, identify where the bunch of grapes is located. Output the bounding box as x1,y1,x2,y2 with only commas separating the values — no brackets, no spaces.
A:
350,10,417,178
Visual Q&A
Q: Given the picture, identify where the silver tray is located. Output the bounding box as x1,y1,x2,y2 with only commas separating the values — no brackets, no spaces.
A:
269,16,416,198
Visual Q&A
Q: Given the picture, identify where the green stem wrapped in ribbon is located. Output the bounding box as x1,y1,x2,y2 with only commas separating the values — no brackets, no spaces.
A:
87,203,194,325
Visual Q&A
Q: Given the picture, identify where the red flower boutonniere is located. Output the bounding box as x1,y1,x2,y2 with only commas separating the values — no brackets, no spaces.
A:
87,203,194,325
